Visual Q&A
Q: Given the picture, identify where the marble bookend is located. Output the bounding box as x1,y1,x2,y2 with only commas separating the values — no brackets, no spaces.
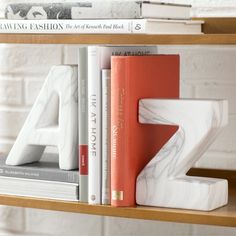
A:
6,65,78,170
136,99,228,211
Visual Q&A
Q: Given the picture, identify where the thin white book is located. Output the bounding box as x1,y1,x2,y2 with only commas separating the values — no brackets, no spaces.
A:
141,2,191,20
88,46,102,205
102,69,111,205
88,46,157,205
0,19,204,34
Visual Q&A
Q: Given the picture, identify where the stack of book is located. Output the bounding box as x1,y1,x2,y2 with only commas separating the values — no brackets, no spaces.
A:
0,153,79,201
2,1,204,34
78,45,180,206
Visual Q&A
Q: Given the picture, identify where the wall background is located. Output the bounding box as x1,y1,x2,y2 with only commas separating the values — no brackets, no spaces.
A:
0,0,235,235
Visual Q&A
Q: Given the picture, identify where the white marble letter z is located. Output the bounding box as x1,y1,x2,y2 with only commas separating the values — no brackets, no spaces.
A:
6,65,78,170
136,99,228,211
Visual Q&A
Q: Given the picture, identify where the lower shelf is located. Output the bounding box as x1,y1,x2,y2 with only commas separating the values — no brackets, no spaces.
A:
0,168,235,227
0,188,235,227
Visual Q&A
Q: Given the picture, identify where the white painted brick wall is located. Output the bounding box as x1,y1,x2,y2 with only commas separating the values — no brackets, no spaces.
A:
0,206,25,232
0,45,63,75
0,108,29,138
0,76,23,106
25,209,103,236
0,1,236,236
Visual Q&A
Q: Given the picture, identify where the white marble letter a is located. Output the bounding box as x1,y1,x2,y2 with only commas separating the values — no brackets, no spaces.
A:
136,99,228,211
6,65,78,170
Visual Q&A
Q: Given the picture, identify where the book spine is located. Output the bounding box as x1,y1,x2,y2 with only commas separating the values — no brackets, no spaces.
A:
88,47,102,205
0,19,146,34
111,57,128,207
0,166,79,183
102,69,111,205
5,2,141,20
78,47,88,202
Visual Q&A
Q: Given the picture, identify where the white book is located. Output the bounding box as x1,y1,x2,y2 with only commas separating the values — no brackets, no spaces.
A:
5,1,191,20
141,2,191,20
0,19,204,34
88,46,102,205
102,69,111,205
88,46,157,205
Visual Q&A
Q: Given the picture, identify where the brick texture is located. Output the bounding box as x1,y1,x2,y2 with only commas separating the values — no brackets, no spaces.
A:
0,108,29,138
0,206,25,232
0,76,23,105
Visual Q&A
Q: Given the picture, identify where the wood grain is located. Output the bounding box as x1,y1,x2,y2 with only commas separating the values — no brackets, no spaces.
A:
1,34,236,45
200,18,236,34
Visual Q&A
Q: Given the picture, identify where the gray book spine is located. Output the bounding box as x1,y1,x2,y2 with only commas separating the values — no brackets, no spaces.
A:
102,69,111,205
0,165,79,183
5,2,141,20
78,47,88,202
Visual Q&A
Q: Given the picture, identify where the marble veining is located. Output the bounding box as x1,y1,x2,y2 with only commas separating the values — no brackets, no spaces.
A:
6,65,78,170
136,99,228,211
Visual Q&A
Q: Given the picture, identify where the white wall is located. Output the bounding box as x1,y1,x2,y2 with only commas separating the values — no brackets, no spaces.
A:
0,0,236,235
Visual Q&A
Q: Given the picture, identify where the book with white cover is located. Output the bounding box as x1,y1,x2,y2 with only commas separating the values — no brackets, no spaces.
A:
5,1,191,20
88,46,157,205
78,47,88,203
102,69,111,205
0,19,203,34
88,46,101,205
0,176,79,201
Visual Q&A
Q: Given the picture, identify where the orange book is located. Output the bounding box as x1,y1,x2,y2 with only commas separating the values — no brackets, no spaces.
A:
111,55,179,207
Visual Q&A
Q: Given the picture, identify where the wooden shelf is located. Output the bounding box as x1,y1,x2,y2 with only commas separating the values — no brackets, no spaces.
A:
0,18,236,45
0,189,234,227
1,34,236,45
0,168,236,227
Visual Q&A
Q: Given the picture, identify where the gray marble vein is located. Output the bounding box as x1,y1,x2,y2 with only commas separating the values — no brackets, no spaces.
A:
6,65,78,170
136,99,228,211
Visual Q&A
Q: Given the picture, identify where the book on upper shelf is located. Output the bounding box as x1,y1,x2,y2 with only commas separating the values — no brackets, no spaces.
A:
0,19,203,34
5,1,191,20
111,55,179,207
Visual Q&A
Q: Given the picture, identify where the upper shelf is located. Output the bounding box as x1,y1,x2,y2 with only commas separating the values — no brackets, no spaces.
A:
0,18,236,45
1,34,236,45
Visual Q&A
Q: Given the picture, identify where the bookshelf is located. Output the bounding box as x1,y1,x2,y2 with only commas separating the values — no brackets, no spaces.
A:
0,18,236,44
0,17,236,227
